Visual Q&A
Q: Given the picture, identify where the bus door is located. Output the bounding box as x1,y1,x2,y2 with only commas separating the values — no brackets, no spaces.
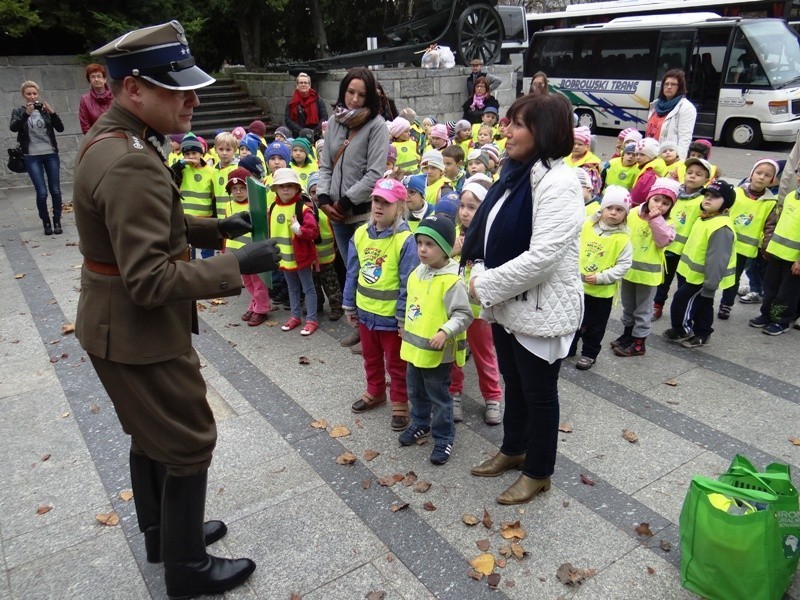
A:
656,29,696,97
689,26,732,139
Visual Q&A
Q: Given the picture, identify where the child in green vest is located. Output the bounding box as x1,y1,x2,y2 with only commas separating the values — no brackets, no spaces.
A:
389,117,420,173
658,141,681,178
289,138,316,190
420,150,452,205
307,171,343,321
613,178,677,356
466,149,490,176
174,132,216,259
400,215,472,465
212,131,239,220
571,186,632,369
664,180,736,347
629,138,668,206
653,157,712,319
602,142,639,192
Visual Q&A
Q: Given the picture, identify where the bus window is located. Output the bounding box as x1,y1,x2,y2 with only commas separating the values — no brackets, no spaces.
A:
657,30,694,82
739,20,800,87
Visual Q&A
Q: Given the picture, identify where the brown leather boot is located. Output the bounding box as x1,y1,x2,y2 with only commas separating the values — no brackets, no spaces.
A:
470,452,526,477
496,474,551,505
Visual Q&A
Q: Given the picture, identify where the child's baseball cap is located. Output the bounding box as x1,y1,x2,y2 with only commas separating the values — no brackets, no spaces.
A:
270,167,301,190
702,180,736,209
225,167,252,193
416,215,456,256
421,149,446,172
371,178,408,203
266,141,291,164
600,186,631,215
483,106,498,116
181,132,203,154
406,174,427,196
684,157,712,177
435,191,460,222
647,177,680,203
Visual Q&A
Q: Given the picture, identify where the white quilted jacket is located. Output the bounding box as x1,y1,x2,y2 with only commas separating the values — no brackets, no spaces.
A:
471,158,584,338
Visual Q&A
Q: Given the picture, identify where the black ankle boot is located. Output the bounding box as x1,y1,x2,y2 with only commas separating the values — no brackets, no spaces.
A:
53,220,62,234
130,453,227,563
610,326,633,349
43,218,52,235
162,471,255,599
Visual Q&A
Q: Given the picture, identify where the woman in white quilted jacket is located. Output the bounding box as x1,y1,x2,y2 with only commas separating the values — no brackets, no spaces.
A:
461,93,585,505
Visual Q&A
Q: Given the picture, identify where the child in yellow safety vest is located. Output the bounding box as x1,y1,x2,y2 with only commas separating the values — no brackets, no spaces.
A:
565,126,602,195
420,150,452,206
344,179,419,431
270,168,320,336
289,138,317,190
212,131,240,220
307,171,343,321
399,215,472,465
570,186,632,369
174,132,216,259
612,178,677,357
389,117,420,173
664,180,737,348
602,142,639,192
167,134,182,166
405,174,434,233
718,158,779,320
629,137,667,207
452,120,473,158
749,167,800,335
225,168,272,326
442,145,466,192
658,141,682,178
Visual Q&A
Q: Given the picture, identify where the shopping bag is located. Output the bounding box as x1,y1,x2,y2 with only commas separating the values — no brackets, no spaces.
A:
718,454,800,585
7,146,25,173
680,476,785,600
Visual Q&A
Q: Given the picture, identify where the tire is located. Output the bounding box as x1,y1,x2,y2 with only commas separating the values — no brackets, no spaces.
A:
575,109,596,131
455,4,504,66
723,119,763,149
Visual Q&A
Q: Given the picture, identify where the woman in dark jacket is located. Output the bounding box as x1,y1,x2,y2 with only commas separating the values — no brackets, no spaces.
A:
9,80,65,235
462,77,500,124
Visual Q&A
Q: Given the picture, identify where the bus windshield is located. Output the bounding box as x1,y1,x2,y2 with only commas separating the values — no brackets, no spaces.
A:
739,20,800,87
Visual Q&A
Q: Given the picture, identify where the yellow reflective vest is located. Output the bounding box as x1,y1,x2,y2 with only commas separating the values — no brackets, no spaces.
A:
354,225,413,317
767,190,800,262
729,188,777,258
667,195,704,255
316,207,335,266
269,200,311,270
392,139,420,172
624,209,666,286
180,165,215,217
401,267,467,368
224,200,251,251
677,213,737,289
290,162,317,190
580,220,631,298
565,151,601,168
213,163,237,219
425,176,450,206
603,157,639,191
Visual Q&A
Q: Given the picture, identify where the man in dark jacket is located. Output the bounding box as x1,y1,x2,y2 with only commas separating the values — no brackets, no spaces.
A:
466,58,501,97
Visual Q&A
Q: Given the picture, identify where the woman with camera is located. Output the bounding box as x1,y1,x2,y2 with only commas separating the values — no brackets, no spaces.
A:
10,80,65,235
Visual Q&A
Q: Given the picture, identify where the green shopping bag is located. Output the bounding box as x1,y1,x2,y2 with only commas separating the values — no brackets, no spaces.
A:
680,476,784,600
718,454,800,586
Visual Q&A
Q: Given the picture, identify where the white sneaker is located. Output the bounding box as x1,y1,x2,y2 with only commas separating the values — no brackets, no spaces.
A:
739,291,763,304
484,401,502,425
737,283,750,296
452,394,463,422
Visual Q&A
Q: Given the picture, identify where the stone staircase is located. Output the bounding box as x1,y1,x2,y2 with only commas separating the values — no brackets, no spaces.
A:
190,78,273,140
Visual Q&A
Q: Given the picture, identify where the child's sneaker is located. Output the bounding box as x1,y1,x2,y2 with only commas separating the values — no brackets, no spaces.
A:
717,304,732,320
575,356,595,370
748,314,770,328
429,443,453,465
452,393,463,423
737,283,750,296
681,335,710,348
484,401,502,425
763,322,790,336
281,316,302,331
398,424,430,446
300,320,319,336
739,291,762,304
662,327,692,342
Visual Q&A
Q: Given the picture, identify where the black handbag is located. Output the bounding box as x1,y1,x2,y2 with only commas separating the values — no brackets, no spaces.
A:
7,146,25,173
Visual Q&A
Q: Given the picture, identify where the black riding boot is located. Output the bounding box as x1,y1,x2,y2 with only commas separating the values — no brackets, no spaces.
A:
129,452,227,563
43,218,52,235
161,471,256,599
53,219,62,234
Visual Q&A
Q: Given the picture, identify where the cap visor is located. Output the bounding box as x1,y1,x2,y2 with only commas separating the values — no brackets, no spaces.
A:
142,66,215,91
372,190,401,203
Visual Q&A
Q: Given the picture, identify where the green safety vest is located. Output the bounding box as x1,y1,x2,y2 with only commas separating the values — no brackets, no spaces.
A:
604,157,639,191
269,200,310,270
353,225,413,317
400,267,467,368
393,139,420,172
666,195,704,255
425,176,449,206
315,207,335,266
580,220,630,298
767,191,800,262
213,163,237,219
677,213,737,289
290,163,317,190
180,165,215,217
623,209,666,286
729,188,777,258
224,200,252,251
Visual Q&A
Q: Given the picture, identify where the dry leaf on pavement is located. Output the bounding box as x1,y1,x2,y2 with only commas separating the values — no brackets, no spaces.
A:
500,520,526,540
209,298,227,306
298,356,311,365
635,522,654,537
390,501,408,513
61,323,75,335
36,504,53,515
510,542,527,560
422,502,436,511
335,452,357,465
413,480,432,493
462,513,480,526
90,404,100,414
363,449,380,461
467,568,483,581
96,511,120,526
119,490,133,502
496,558,507,568
663,378,678,386
392,473,405,482
622,429,639,443
401,471,418,486
329,426,350,438
41,454,51,462
362,479,371,489
487,573,501,588
14,273,25,279
310,419,328,429
378,476,398,487
476,539,490,552
482,507,493,529
647,566,656,575
558,423,573,433
580,473,596,486
365,592,386,600
556,562,597,586
470,553,495,576
790,437,800,446
660,540,672,552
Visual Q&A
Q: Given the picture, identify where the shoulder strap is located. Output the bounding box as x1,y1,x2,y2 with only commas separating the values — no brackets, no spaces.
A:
331,127,359,169
78,131,128,165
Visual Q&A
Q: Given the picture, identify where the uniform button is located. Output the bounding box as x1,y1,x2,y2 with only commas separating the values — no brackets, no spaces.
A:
220,281,229,290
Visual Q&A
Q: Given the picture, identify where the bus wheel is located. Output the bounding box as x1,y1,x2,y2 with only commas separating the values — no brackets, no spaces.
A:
724,119,762,149
575,109,596,131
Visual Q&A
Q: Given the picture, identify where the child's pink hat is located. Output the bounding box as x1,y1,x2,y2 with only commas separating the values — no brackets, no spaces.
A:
618,127,637,140
647,177,680,203
600,186,631,215
430,124,449,140
388,117,411,138
231,127,246,141
371,178,408,203
573,126,591,145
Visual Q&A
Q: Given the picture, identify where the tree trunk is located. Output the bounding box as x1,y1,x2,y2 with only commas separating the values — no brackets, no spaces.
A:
308,0,330,59
237,11,261,69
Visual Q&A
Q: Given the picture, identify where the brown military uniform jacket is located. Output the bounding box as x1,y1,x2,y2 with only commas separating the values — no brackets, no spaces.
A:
73,103,242,365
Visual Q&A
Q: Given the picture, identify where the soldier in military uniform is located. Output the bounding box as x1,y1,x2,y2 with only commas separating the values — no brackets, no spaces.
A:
73,21,280,598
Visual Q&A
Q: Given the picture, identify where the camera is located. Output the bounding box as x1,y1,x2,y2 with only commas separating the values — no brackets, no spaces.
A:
33,101,43,111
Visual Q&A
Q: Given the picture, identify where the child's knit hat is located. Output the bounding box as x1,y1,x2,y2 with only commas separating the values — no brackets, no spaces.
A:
462,173,492,203
315,139,325,155
169,134,184,144
421,149,445,171
416,214,456,256
480,143,500,166
430,124,448,141
406,174,427,196
238,155,264,179
749,158,779,181
636,138,660,159
703,180,736,210
435,191,460,222
399,107,417,123
225,167,252,193
617,127,637,141
473,151,491,171
573,126,592,145
423,116,437,126
389,117,411,138
446,121,457,138
600,185,631,215
647,177,680,203
248,120,267,137
231,127,246,141
658,141,678,154
623,142,637,154
240,133,260,155
181,132,203,154
307,171,319,192
455,120,472,136
623,130,643,144
274,126,292,140
270,167,301,190
266,141,291,164
291,137,313,158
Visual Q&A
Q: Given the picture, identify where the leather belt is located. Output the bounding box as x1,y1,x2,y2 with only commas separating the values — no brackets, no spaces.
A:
83,248,191,276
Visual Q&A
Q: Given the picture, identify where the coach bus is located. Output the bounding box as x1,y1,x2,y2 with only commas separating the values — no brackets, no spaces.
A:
523,14,800,148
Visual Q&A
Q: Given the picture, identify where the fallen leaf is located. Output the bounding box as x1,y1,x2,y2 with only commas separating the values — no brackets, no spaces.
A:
647,566,656,575
378,476,397,487
487,573,501,588
60,353,69,359
298,356,311,365
119,490,133,502
362,479,372,489
390,501,408,513
365,592,386,600
496,557,507,568
329,426,350,438
422,502,436,511
95,511,120,526
462,513,480,526
563,500,570,508
663,378,678,386
476,539,490,551
265,320,279,327
60,411,70,418
363,449,380,461
89,404,100,414
660,540,672,552
209,298,227,306
392,473,405,482
290,594,302,600
14,273,25,279
558,422,573,433
666,400,680,405
354,418,364,429
401,471,418,486
386,553,394,562
335,452,357,465
467,568,483,581
218,487,225,494
635,522,654,537
227,341,237,348
500,520,526,540
556,562,597,587
622,429,639,443
49,356,59,363
36,504,53,515
790,437,800,446
482,507,493,529
510,541,527,560
41,454,51,462
61,323,75,335
196,303,206,311
499,545,511,557
310,419,328,429
470,553,495,576
48,339,59,345
413,480,432,493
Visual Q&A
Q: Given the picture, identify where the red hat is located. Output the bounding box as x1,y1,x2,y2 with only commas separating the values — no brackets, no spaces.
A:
226,167,252,193
248,120,267,137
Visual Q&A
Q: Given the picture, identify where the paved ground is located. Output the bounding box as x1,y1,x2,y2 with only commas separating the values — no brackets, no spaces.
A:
2,147,800,599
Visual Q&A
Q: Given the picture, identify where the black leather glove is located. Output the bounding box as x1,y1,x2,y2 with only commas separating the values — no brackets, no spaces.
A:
338,195,353,211
217,212,252,239
232,239,281,274
317,193,332,207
